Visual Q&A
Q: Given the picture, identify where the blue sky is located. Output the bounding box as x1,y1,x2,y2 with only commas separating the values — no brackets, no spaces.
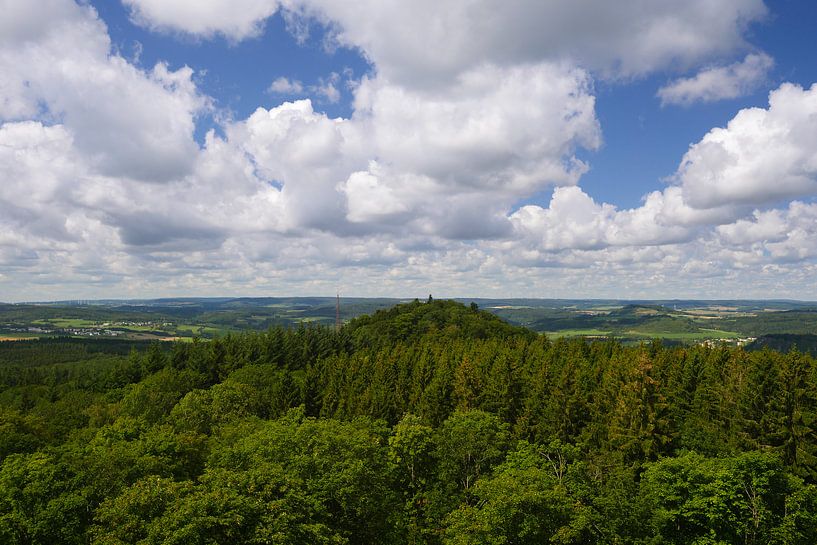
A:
2,0,817,301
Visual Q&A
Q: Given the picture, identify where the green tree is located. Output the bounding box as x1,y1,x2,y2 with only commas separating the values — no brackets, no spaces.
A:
641,451,801,545
434,410,510,502
444,442,592,545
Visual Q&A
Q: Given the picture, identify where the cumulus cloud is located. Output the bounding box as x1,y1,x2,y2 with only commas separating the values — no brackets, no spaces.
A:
717,202,817,261
657,52,774,106
229,100,357,231
351,63,599,191
676,83,817,209
717,209,787,246
511,188,614,251
508,186,711,255
0,121,83,242
121,0,766,82
7,0,817,301
313,72,341,103
339,167,411,224
268,77,304,95
229,61,600,239
501,82,817,266
269,73,342,103
122,0,280,40
0,0,207,182
0,0,282,289
506,82,817,266
295,0,767,84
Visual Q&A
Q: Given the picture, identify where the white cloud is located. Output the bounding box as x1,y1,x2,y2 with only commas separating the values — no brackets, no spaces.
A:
0,121,83,242
352,63,599,193
268,77,304,94
339,166,410,223
313,72,341,103
716,208,788,245
122,0,280,40
297,0,765,85
657,52,774,106
502,80,817,275
509,182,741,255
229,99,359,231
122,0,766,82
511,187,614,251
0,0,207,182
676,83,817,209
269,73,342,103
8,0,817,301
230,61,600,239
716,201,817,262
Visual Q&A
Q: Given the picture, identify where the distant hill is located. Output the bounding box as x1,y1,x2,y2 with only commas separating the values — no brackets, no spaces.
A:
747,334,817,356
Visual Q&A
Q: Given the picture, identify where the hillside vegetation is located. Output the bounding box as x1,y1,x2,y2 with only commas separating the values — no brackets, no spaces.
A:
5,297,817,344
1,300,817,544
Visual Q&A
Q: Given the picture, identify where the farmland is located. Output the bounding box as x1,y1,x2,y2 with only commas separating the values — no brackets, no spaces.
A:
1,297,816,349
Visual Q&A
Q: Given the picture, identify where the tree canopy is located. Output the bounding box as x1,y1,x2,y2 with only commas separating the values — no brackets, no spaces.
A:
1,300,816,543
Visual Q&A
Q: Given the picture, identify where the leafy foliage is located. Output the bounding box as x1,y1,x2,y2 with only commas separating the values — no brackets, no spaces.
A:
0,300,816,543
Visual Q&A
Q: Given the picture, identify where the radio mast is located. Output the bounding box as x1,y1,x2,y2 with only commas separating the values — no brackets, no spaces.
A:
335,292,341,332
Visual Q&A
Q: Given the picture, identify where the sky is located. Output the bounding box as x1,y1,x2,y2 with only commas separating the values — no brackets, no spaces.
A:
2,0,817,302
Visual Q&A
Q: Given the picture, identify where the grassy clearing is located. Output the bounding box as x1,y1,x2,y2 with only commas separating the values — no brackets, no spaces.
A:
298,317,331,323
175,324,221,334
545,329,612,338
112,325,162,332
544,327,742,342
0,334,40,341
171,336,198,343
33,318,100,327
698,328,742,338
624,329,741,341
173,324,233,338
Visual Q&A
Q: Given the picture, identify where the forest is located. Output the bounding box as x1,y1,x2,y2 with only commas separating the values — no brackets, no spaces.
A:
1,298,816,544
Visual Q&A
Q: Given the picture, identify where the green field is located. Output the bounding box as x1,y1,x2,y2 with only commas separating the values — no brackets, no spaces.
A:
622,329,741,341
0,334,41,341
33,318,100,327
544,329,612,338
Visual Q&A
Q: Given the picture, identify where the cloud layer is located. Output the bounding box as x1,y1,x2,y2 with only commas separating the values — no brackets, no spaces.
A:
2,0,817,301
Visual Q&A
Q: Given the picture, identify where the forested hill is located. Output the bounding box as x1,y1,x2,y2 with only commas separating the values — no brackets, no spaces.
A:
345,298,535,345
748,333,817,356
1,300,817,543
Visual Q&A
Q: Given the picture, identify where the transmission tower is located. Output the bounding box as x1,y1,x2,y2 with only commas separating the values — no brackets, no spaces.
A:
335,292,341,332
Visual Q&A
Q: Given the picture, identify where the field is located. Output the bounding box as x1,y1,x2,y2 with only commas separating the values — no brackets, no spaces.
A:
543,328,611,338
0,334,40,341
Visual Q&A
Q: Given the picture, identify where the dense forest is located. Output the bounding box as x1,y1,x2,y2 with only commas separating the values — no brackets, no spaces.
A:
1,299,817,544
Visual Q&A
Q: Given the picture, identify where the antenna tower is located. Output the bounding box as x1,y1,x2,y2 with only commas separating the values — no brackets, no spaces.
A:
335,292,341,332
